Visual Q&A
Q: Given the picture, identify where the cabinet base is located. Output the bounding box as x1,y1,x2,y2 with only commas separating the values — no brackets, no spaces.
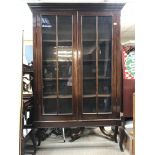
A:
33,119,121,128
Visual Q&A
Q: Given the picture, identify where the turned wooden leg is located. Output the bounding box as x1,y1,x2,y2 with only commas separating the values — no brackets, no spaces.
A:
36,128,46,146
29,129,37,154
99,126,113,139
114,126,118,143
119,126,125,152
70,127,85,142
100,126,118,142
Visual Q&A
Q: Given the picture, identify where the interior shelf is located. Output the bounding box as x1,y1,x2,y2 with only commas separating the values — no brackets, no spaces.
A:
83,94,111,98
83,95,97,98
42,40,72,43
83,59,111,62
83,77,96,80
98,59,111,62
98,76,111,79
43,60,72,62
98,94,111,97
59,95,72,98
43,95,72,99
83,77,111,80
43,95,57,99
82,39,111,42
43,78,72,80
43,60,57,62
43,78,57,80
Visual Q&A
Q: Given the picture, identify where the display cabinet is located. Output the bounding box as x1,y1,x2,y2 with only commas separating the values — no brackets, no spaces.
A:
28,3,124,129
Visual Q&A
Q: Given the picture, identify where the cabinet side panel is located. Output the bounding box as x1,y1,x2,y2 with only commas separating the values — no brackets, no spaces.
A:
115,12,122,113
33,13,39,121
33,14,42,121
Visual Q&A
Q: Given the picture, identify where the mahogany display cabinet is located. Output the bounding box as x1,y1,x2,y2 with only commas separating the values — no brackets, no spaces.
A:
28,3,125,129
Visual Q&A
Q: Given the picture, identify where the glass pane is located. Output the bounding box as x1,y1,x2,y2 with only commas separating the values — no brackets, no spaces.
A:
98,16,112,61
83,97,96,113
58,98,72,114
82,16,96,41
82,16,96,61
83,42,96,61
98,79,111,94
59,80,72,95
82,16,97,98
43,62,57,79
42,42,57,61
42,15,56,41
98,41,112,60
43,80,57,96
43,98,57,114
58,16,72,61
98,16,112,41
57,44,72,61
83,61,96,78
59,62,72,78
98,61,111,77
58,16,72,42
98,97,111,112
83,79,96,95
42,15,74,115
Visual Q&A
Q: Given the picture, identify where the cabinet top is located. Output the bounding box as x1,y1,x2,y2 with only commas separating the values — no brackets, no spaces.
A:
28,3,125,12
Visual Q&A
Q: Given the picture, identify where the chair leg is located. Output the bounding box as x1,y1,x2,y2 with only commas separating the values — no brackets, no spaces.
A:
119,126,125,152
62,128,66,142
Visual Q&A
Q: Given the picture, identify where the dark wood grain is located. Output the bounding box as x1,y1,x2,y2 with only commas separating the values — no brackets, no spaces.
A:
123,79,135,117
28,3,125,12
29,3,125,128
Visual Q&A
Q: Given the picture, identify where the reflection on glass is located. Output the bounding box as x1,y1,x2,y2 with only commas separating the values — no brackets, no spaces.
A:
58,16,72,41
58,98,72,114
43,62,57,78
57,45,72,61
98,97,111,112
82,16,96,98
57,16,73,108
98,61,111,77
83,97,96,113
42,43,57,61
42,15,73,115
42,15,56,41
98,41,112,60
58,16,72,61
98,16,112,99
82,16,96,61
98,16,112,41
59,62,72,78
83,61,96,78
81,16,113,114
82,16,96,41
83,79,96,95
59,80,72,95
43,98,57,114
83,42,96,61
98,79,111,94
43,80,57,96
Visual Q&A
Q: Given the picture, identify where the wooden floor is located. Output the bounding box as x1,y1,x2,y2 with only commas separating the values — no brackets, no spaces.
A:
26,127,129,155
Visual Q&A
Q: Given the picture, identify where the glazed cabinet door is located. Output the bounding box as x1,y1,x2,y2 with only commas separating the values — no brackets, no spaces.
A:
34,11,120,122
36,12,78,121
78,12,118,120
